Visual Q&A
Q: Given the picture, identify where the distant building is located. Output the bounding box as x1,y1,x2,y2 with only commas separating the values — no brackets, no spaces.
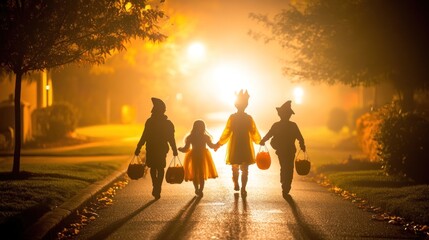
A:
0,70,53,146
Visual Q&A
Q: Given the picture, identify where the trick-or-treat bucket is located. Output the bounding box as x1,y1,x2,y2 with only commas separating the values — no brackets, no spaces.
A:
295,151,311,176
256,145,271,170
127,155,146,180
165,156,184,184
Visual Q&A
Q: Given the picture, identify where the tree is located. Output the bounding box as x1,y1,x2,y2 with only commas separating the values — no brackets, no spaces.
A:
250,0,429,110
0,0,166,175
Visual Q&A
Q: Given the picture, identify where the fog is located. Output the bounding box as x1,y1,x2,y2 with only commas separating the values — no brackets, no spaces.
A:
52,0,369,136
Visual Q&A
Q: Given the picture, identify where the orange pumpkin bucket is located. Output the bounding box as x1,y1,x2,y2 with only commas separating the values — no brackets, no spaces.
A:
256,146,271,170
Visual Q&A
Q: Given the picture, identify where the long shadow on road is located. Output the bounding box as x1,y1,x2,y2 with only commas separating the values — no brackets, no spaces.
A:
154,196,201,240
87,199,158,240
284,195,324,240
224,193,249,239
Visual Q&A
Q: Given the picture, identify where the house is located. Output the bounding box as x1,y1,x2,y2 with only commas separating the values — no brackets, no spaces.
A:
0,70,52,148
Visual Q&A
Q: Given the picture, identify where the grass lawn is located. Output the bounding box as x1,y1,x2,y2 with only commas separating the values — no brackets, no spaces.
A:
0,124,138,224
302,126,429,228
0,159,124,222
321,170,429,225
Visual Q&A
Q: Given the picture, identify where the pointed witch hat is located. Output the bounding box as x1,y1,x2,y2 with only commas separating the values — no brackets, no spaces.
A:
151,97,166,113
276,100,295,114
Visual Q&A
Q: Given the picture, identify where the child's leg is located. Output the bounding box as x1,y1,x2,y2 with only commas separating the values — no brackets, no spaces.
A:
157,167,164,193
240,164,249,194
232,164,240,190
193,179,199,194
198,179,205,197
200,177,205,192
150,168,162,198
279,152,295,195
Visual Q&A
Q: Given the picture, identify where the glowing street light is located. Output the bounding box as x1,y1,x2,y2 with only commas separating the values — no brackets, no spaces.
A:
293,86,304,104
45,84,50,107
187,42,206,61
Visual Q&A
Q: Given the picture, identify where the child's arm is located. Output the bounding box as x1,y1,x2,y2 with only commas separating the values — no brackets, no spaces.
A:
260,128,274,146
206,135,217,149
167,121,178,156
178,137,191,153
135,120,149,155
217,116,232,147
296,125,306,152
249,116,261,144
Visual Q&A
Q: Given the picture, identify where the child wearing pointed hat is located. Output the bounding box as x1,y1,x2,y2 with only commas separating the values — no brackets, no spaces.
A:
135,97,178,199
216,90,261,196
260,100,306,198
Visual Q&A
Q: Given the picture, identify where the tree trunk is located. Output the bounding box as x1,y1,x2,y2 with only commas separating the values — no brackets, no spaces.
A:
400,87,414,112
12,72,23,175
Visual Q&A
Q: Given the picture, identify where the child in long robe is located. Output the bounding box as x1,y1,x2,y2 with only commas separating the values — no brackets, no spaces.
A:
216,90,261,196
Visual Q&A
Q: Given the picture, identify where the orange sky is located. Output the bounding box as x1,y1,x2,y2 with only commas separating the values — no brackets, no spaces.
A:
157,0,362,129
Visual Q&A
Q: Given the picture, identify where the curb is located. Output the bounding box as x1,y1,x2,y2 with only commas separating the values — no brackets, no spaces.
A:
22,160,129,240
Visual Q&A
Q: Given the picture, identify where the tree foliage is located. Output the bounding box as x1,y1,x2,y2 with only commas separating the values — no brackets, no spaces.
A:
0,0,166,174
250,0,429,108
0,0,166,72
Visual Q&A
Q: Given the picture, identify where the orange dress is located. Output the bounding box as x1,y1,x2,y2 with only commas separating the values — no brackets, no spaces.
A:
182,135,218,183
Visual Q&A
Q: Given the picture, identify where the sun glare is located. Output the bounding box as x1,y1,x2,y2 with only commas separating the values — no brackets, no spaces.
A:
293,86,304,104
208,62,255,104
187,42,206,61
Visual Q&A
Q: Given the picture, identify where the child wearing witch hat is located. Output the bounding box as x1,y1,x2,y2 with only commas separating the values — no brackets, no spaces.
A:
135,97,178,199
260,100,306,198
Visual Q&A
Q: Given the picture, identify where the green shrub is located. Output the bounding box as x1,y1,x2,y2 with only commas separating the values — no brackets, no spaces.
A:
32,103,79,140
48,103,78,139
375,110,429,183
356,108,385,162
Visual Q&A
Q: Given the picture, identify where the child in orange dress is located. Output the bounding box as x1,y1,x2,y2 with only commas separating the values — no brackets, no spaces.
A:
178,120,218,197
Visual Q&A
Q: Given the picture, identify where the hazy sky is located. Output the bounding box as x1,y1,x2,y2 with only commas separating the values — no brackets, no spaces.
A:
158,0,356,129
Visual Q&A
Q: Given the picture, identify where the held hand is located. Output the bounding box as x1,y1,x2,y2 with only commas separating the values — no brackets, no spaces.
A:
215,143,221,152
134,149,140,156
173,150,179,156
259,140,265,146
301,145,306,152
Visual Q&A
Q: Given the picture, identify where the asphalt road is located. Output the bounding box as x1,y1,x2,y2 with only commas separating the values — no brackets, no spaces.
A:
71,154,416,240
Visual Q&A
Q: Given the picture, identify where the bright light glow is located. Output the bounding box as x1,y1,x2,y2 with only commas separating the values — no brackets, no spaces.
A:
293,86,304,104
207,62,255,104
187,42,206,61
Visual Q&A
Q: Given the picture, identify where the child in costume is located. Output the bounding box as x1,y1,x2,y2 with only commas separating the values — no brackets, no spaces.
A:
135,98,178,199
216,90,261,196
260,100,306,198
178,120,218,197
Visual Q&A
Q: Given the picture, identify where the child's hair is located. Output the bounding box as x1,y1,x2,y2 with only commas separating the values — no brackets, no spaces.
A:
189,120,212,139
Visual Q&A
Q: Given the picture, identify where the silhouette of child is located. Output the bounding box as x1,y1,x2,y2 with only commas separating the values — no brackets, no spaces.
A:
260,100,306,198
216,90,261,196
178,120,218,197
135,98,178,199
